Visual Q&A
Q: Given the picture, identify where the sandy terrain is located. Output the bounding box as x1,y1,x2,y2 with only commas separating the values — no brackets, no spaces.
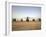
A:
12,21,41,31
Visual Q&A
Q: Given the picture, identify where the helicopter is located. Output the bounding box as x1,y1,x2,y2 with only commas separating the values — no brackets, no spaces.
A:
23,17,34,22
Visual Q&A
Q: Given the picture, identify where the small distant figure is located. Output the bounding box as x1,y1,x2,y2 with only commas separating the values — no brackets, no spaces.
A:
32,19,35,21
26,17,29,22
13,19,16,22
21,19,23,22
38,18,41,21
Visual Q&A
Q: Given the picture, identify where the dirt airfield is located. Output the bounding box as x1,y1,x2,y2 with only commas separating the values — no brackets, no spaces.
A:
12,21,41,31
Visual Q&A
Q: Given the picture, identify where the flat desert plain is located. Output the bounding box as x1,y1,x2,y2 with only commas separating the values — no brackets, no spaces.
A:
12,21,41,31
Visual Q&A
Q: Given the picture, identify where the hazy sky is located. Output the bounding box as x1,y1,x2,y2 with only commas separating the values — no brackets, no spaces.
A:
12,6,41,19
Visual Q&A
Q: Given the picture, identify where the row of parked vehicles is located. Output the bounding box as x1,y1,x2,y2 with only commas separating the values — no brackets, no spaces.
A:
13,17,41,22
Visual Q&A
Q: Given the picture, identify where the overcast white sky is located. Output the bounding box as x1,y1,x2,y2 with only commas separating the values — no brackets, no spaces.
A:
12,6,41,19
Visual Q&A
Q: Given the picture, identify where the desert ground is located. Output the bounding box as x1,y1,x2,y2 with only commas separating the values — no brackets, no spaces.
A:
12,21,41,31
